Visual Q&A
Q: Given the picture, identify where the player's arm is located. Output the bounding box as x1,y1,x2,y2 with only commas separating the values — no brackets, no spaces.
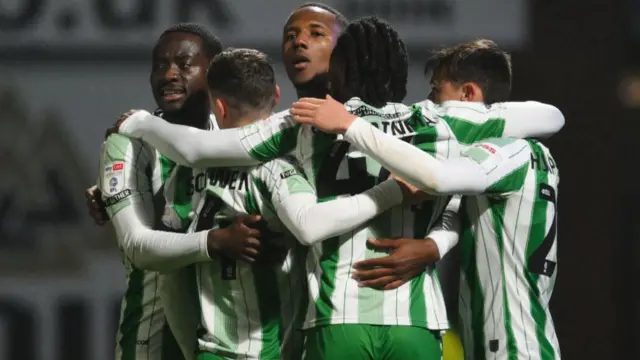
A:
344,118,530,195
100,134,212,271
352,195,462,290
424,195,462,260
433,100,565,140
115,109,300,167
259,159,405,246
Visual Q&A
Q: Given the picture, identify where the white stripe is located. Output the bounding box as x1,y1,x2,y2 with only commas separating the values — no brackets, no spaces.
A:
503,167,537,359
469,196,507,359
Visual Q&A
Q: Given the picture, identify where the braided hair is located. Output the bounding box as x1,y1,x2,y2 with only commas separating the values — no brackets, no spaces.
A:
329,16,408,107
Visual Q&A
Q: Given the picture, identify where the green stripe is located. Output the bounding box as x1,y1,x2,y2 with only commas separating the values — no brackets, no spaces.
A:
119,269,145,360
314,213,341,321
159,155,193,229
174,166,195,228
409,203,434,327
442,116,505,145
248,123,301,162
487,165,528,194
524,141,556,360
208,261,237,355
252,177,274,214
159,154,175,183
488,198,519,359
459,205,487,360
252,265,282,359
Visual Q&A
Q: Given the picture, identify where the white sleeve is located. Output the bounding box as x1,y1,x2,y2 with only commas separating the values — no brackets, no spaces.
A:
424,196,461,259
436,100,565,139
119,110,259,168
344,118,491,195
275,180,404,246
110,205,211,272
345,118,533,196
119,109,301,168
499,101,565,139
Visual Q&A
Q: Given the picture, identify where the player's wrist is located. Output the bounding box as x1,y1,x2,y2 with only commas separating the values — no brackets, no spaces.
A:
426,230,457,260
206,229,226,258
417,237,442,262
343,116,366,137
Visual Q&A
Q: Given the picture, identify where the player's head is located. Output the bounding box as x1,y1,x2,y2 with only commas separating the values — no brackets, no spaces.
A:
328,16,408,107
425,39,512,104
282,3,348,97
207,48,279,129
150,23,223,115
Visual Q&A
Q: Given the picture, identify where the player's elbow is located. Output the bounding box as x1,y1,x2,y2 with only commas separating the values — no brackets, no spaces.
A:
543,104,565,134
121,232,164,271
293,229,317,246
172,148,201,168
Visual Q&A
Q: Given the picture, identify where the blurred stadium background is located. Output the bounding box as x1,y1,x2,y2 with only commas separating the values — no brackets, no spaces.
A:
0,0,632,359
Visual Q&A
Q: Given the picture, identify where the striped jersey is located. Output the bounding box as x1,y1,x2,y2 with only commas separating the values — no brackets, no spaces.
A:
236,98,511,330
100,115,216,360
454,138,561,360
188,157,311,360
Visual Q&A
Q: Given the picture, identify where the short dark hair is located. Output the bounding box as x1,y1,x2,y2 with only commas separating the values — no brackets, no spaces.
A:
291,2,348,28
155,23,223,59
425,39,512,103
330,16,408,107
207,48,276,115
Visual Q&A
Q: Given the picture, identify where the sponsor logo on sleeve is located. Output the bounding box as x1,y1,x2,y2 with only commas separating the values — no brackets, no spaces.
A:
279,168,299,179
480,143,497,154
103,189,132,207
103,162,125,195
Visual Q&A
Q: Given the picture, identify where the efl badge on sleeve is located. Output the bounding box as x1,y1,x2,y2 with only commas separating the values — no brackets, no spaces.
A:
103,162,125,195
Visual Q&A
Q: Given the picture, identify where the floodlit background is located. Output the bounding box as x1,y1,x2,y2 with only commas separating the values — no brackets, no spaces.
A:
0,0,632,359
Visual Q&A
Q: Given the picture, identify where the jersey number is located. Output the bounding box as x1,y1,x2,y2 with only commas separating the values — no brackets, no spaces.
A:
316,137,413,199
527,183,557,277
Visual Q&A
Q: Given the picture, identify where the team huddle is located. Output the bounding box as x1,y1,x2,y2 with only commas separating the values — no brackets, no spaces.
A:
86,3,564,360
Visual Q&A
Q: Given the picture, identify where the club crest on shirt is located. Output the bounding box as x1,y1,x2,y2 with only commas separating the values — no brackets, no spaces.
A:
103,162,125,195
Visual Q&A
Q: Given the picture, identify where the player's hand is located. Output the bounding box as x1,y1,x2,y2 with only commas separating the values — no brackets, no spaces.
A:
352,238,441,290
207,215,263,263
85,185,109,226
390,174,433,205
290,95,357,134
105,110,138,139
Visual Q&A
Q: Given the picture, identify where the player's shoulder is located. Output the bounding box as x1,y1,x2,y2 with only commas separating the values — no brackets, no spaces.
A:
464,137,531,167
103,134,154,162
420,100,506,124
344,97,413,119
252,155,306,184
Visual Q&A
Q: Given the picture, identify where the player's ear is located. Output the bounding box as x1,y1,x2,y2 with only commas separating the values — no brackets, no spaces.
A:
212,97,226,122
273,84,281,107
462,82,483,102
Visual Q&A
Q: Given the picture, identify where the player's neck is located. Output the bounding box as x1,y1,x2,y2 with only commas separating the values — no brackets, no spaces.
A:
224,109,272,129
294,74,329,99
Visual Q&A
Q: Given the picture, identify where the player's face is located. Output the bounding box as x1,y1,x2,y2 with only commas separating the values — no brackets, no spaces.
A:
150,32,209,112
282,7,341,86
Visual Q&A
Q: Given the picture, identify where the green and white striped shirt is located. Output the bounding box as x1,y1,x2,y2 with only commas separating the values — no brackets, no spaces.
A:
189,157,311,360
100,115,216,360
237,98,511,330
456,138,560,360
